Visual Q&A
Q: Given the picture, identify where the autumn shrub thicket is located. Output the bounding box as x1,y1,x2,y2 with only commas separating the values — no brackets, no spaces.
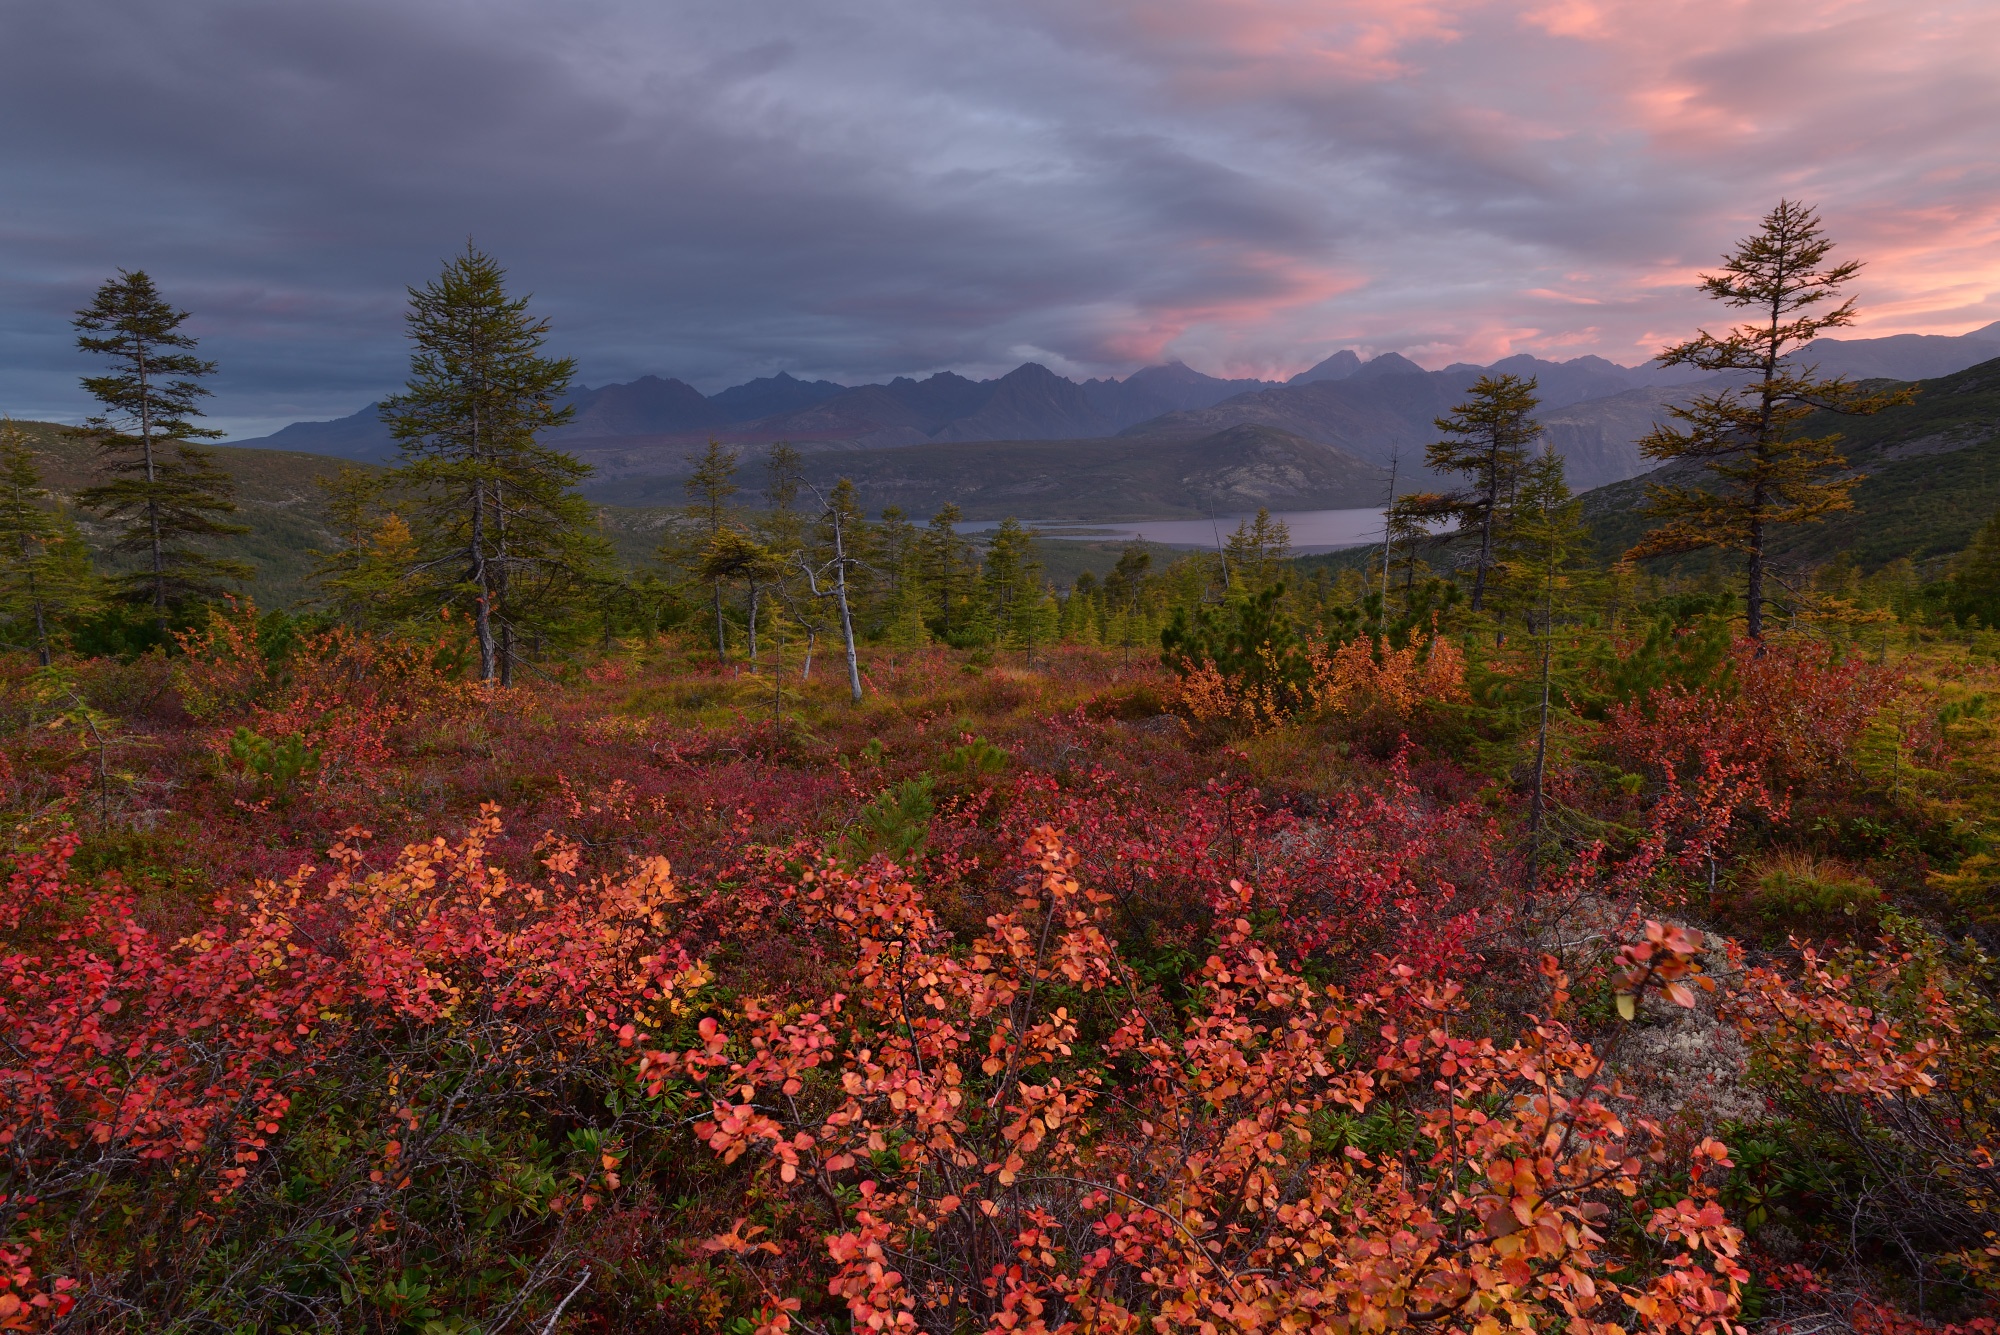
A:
0,611,1989,1331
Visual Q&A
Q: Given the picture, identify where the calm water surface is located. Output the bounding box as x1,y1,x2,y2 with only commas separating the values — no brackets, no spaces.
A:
963,507,1391,553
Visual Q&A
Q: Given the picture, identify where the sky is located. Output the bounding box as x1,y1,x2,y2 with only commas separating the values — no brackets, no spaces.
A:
3,0,1997,437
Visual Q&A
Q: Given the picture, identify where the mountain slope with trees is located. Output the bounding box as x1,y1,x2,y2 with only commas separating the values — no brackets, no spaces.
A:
580,422,1388,520
1587,352,2000,572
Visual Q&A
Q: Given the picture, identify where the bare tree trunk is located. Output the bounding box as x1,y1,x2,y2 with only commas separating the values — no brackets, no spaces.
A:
470,436,496,682
832,519,863,703
136,345,168,633
1526,633,1552,889
1746,512,1766,641
1471,460,1496,612
1379,452,1398,633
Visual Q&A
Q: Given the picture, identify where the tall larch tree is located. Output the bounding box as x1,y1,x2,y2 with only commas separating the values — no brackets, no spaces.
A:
1499,449,1594,881
0,423,100,665
979,518,1047,653
72,270,249,630
379,245,601,684
1628,200,1910,639
921,503,974,645
674,440,740,660
1427,374,1540,611
1223,508,1293,593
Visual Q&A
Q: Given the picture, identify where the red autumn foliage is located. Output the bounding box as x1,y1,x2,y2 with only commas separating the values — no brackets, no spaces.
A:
648,829,1748,1335
0,615,1980,1330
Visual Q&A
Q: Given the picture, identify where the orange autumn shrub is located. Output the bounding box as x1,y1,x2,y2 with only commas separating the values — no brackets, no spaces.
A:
1732,932,2000,1308
1175,632,1465,735
646,829,1747,1335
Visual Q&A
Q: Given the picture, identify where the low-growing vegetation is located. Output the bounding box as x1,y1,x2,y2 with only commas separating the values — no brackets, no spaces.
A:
3,202,1999,1334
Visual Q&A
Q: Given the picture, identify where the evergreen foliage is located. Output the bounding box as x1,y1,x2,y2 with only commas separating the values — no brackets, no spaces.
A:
1162,583,1319,713
71,270,249,626
673,440,741,660
1947,508,2000,630
1223,508,1293,592
1427,373,1541,610
978,518,1048,652
919,503,976,645
1629,200,1913,638
377,245,607,683
0,424,100,665
307,466,424,632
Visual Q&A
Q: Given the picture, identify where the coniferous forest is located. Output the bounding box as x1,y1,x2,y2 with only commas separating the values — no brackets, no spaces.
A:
7,206,2000,1334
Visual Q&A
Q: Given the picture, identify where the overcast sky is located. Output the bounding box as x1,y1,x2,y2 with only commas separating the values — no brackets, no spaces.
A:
4,0,1997,436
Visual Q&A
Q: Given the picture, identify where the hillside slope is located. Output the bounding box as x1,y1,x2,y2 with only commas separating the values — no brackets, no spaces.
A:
1584,356,2000,570
1124,356,1702,488
582,423,1389,521
4,420,367,608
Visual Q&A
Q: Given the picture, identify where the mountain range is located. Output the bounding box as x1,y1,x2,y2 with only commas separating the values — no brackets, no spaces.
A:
232,360,1280,462
225,320,2000,516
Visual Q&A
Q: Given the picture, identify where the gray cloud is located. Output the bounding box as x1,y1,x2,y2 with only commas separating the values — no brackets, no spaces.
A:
2,0,1994,435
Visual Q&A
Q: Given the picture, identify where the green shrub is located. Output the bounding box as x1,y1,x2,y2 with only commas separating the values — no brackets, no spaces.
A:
229,726,320,794
839,776,936,868
1750,852,1881,927
940,735,1008,777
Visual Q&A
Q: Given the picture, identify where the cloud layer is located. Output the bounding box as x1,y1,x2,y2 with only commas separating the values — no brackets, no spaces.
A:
2,0,1995,434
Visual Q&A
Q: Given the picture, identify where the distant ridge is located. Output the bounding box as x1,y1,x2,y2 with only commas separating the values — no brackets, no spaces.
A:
223,360,1285,462
1793,320,2000,382
221,319,2000,498
578,421,1391,522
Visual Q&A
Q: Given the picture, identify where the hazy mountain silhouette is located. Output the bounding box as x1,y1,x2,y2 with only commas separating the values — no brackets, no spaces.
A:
578,421,1388,521
225,321,2000,498
1792,321,2000,382
1129,351,1714,486
1288,350,1362,384
561,375,725,437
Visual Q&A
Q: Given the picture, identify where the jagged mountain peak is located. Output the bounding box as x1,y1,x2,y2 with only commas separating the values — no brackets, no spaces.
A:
1349,351,1429,380
1289,350,1362,385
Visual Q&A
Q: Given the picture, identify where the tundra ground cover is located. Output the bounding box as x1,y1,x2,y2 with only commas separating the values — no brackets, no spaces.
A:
0,610,1993,1333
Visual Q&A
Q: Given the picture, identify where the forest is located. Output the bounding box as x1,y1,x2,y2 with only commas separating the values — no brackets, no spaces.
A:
2,203,1999,1334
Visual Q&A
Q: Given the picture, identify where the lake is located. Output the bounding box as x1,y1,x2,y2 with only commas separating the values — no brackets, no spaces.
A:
961,507,1390,554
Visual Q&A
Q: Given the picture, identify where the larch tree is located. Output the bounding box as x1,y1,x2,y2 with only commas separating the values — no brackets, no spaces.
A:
979,518,1048,655
1386,491,1456,602
699,527,783,664
752,443,809,658
1499,449,1594,882
1947,507,2000,630
379,245,602,684
1223,508,1293,593
1427,373,1541,611
0,423,100,665
674,440,740,660
72,270,250,629
1103,540,1152,664
920,503,974,645
1628,200,1910,639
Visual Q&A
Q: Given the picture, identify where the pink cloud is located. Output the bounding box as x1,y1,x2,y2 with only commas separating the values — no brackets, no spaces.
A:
1133,0,1993,365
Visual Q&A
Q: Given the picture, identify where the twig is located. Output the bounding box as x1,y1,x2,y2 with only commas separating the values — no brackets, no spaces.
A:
539,1267,591,1334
